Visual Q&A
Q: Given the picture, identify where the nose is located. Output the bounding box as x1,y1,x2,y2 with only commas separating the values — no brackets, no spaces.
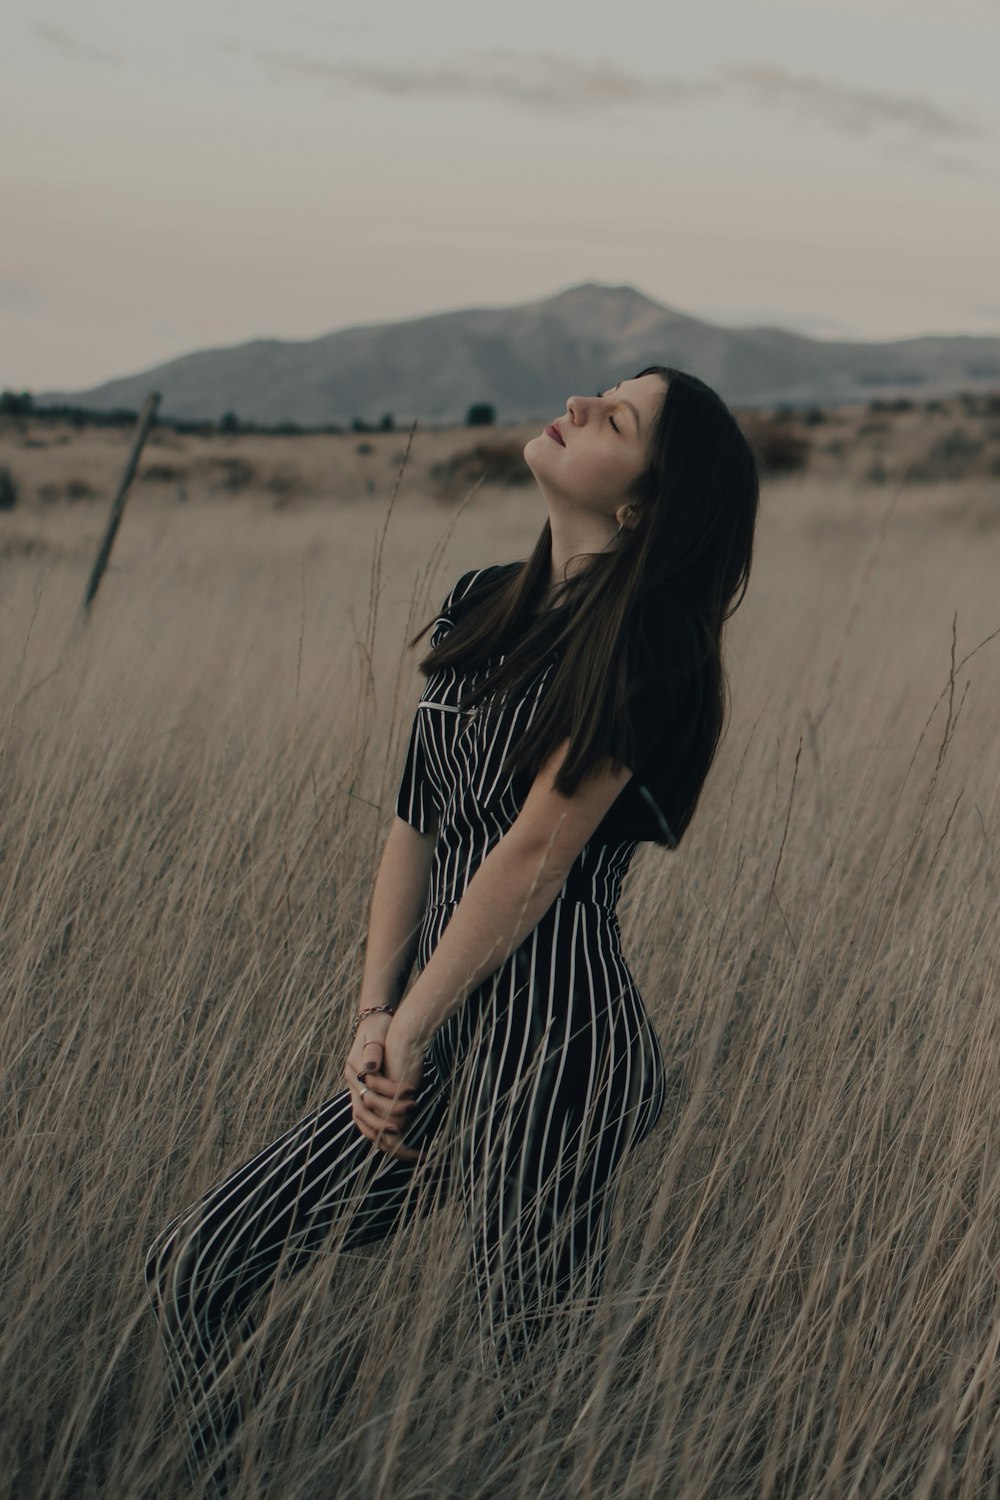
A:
565,395,592,424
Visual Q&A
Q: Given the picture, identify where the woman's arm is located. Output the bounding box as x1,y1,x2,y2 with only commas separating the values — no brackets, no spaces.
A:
394,738,633,1046
392,836,567,1046
357,813,439,1016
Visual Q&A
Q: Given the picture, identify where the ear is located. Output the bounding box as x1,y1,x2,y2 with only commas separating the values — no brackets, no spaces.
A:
615,503,638,530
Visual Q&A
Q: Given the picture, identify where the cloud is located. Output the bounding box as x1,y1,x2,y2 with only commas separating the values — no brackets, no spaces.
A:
724,64,984,141
234,45,990,150
32,21,121,66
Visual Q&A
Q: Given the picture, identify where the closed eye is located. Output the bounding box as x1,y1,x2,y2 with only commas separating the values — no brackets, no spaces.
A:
596,392,621,434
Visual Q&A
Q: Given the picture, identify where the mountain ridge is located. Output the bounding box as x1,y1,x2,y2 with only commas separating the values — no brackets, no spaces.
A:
36,282,1000,427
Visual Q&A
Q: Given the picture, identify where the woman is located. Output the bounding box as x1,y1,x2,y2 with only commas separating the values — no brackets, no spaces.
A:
145,364,760,1486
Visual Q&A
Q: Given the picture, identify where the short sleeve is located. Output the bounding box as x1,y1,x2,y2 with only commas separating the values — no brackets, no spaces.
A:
394,710,437,833
623,689,679,847
594,659,680,849
433,564,513,638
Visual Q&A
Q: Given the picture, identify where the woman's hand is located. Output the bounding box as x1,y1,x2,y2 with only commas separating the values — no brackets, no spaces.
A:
345,1008,426,1161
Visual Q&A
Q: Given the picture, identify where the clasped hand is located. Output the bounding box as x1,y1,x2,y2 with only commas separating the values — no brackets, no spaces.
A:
344,1009,428,1162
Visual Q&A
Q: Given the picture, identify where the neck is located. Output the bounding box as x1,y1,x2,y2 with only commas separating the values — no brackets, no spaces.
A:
545,511,620,594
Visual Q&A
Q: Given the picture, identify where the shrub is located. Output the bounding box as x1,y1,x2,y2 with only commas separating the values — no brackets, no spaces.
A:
194,457,256,492
742,415,810,476
66,478,97,500
37,477,99,502
905,429,986,483
141,463,185,483
466,403,496,427
429,440,531,499
0,466,18,510
265,465,302,499
869,397,914,414
0,390,33,415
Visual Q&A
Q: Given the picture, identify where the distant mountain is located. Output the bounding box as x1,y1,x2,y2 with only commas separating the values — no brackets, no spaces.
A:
35,282,1000,427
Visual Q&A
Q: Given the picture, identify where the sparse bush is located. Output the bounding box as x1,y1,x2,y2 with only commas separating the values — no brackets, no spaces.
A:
904,429,986,483
265,465,302,499
429,440,531,498
0,466,18,510
743,415,810,476
220,412,240,433
356,442,374,456
379,414,394,432
195,457,256,492
802,407,826,427
141,463,186,483
0,534,59,561
37,477,99,503
869,397,914,414
927,429,983,478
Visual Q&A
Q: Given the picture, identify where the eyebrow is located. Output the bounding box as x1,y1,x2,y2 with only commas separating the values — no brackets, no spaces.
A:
600,381,641,436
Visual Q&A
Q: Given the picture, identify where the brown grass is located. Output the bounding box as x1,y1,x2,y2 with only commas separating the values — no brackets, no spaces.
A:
1,424,1000,1497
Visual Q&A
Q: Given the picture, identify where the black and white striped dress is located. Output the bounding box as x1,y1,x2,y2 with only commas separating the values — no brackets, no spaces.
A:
145,563,670,1475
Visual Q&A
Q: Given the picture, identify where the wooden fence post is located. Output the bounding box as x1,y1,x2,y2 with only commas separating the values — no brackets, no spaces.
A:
81,389,161,614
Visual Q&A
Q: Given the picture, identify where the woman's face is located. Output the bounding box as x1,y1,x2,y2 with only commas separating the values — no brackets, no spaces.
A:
524,372,667,522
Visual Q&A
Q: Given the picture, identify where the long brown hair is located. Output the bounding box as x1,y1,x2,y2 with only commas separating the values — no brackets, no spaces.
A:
406,366,760,845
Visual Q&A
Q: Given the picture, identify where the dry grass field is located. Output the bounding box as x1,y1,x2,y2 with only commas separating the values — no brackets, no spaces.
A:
1,401,999,1498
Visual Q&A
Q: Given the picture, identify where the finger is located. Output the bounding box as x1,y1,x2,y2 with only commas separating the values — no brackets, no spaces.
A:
362,1066,417,1095
360,1072,419,1114
355,1091,413,1134
378,1141,422,1162
350,1104,421,1160
350,1101,384,1142
371,1128,423,1162
346,1062,411,1103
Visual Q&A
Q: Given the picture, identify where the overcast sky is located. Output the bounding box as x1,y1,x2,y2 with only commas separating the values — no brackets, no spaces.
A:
3,0,999,393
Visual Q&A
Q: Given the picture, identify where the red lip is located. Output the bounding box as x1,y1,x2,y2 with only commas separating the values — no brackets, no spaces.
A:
545,423,565,446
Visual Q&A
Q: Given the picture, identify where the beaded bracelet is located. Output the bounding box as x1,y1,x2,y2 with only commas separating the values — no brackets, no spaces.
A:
351,1004,396,1040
